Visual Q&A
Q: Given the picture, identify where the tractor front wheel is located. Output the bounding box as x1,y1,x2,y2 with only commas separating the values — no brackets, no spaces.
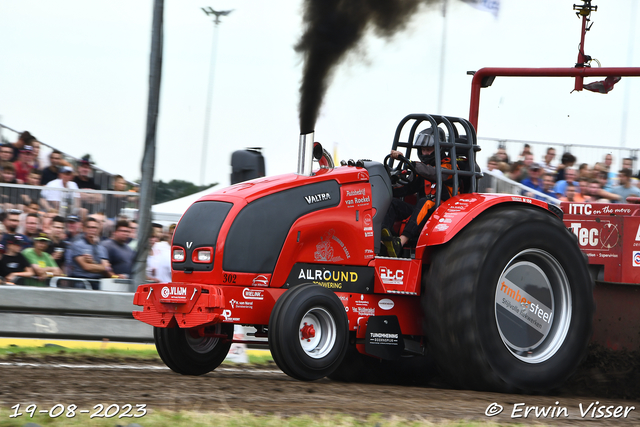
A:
154,322,233,376
269,284,349,381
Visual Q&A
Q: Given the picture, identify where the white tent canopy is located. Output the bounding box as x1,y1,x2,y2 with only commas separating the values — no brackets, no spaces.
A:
151,186,218,223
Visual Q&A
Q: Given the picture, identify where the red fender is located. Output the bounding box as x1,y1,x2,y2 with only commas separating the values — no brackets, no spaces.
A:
415,193,552,259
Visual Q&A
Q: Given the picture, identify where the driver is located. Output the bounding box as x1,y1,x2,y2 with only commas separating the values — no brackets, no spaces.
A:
382,127,455,257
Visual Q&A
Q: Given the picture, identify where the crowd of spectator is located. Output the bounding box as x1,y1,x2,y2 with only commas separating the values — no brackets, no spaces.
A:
0,131,172,289
0,209,174,289
0,131,137,219
483,144,640,203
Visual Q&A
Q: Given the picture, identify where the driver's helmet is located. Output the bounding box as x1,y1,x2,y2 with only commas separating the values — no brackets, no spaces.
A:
414,127,446,164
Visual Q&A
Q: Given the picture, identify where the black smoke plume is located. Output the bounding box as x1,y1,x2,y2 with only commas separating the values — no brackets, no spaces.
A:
296,0,440,134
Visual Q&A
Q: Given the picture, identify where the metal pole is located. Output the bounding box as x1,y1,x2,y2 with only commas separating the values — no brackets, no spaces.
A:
133,0,164,288
437,0,448,114
200,8,233,186
620,0,637,149
200,22,220,186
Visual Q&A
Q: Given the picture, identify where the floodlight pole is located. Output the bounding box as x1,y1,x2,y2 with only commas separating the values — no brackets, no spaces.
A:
200,7,233,186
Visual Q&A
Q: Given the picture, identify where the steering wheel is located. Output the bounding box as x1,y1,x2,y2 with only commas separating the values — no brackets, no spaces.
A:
384,154,416,186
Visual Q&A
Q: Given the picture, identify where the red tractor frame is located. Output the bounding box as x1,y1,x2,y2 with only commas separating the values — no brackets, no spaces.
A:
133,0,637,393
134,112,594,393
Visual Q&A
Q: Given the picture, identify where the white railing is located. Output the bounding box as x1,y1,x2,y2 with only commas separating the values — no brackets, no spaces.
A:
0,183,139,219
478,173,562,205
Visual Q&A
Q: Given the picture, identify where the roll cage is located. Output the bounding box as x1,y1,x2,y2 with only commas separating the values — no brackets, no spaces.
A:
387,114,483,209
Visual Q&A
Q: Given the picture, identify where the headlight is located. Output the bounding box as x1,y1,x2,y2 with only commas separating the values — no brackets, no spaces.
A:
192,247,214,264
172,248,185,262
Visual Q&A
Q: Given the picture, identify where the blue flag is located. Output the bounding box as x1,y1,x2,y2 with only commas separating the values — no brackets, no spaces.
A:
463,0,500,18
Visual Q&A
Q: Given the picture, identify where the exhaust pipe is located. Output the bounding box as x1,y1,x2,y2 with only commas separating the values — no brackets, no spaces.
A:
297,131,315,176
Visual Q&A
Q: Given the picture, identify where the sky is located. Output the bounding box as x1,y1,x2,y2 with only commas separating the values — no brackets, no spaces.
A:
1,0,639,190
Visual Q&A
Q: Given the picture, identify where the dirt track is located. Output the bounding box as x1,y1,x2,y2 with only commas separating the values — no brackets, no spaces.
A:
1,346,639,426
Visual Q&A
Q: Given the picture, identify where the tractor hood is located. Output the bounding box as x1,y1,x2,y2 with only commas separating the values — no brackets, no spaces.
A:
171,165,388,277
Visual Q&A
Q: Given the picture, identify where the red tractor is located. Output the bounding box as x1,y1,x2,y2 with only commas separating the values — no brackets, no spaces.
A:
133,113,595,393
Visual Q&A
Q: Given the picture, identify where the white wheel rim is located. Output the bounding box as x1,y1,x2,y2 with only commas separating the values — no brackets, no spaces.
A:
298,307,337,359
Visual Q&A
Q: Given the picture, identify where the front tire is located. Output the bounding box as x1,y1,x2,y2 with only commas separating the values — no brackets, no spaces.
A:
154,323,233,376
269,284,349,381
423,206,594,393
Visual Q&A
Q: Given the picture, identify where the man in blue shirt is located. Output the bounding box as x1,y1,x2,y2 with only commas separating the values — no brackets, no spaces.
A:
554,167,579,197
521,163,544,195
101,219,134,278
69,217,113,289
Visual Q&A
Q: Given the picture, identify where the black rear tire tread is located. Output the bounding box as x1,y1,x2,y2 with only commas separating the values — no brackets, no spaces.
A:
423,206,594,393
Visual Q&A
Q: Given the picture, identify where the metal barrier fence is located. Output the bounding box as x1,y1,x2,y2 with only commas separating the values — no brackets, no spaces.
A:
0,285,152,342
0,282,263,362
0,183,139,219
477,136,639,173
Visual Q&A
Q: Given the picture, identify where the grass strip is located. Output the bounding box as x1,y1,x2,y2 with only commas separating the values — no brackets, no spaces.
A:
0,410,520,427
0,344,273,364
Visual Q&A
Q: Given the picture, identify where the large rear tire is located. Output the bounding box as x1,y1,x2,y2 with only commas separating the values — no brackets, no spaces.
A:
269,284,349,381
154,323,233,376
423,206,594,393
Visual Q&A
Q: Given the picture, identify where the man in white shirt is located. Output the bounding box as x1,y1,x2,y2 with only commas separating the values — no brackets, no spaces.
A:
41,166,80,213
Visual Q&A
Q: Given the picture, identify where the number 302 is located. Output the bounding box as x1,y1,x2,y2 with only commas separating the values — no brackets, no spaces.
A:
223,273,237,284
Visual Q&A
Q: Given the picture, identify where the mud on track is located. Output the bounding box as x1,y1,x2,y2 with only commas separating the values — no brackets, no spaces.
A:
0,346,638,426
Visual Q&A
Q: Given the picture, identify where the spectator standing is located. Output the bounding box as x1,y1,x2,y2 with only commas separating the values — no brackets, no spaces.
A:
105,175,129,220
20,213,40,248
519,153,535,182
0,163,19,208
518,144,533,161
127,219,138,251
40,150,65,185
578,178,589,196
68,217,113,289
21,170,45,209
11,131,36,162
506,161,524,182
0,210,27,248
559,183,585,203
22,233,63,283
553,167,579,197
521,163,544,194
540,173,558,199
596,170,614,191
485,156,504,176
13,145,36,183
101,219,134,278
494,146,511,165
583,179,619,203
603,153,616,185
41,166,80,214
542,147,557,175
147,233,172,283
65,215,82,241
30,140,42,170
577,163,591,180
74,157,102,213
555,152,577,182
622,158,634,172
0,235,34,284
0,144,14,168
1,163,18,184
611,169,640,203
46,216,69,272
